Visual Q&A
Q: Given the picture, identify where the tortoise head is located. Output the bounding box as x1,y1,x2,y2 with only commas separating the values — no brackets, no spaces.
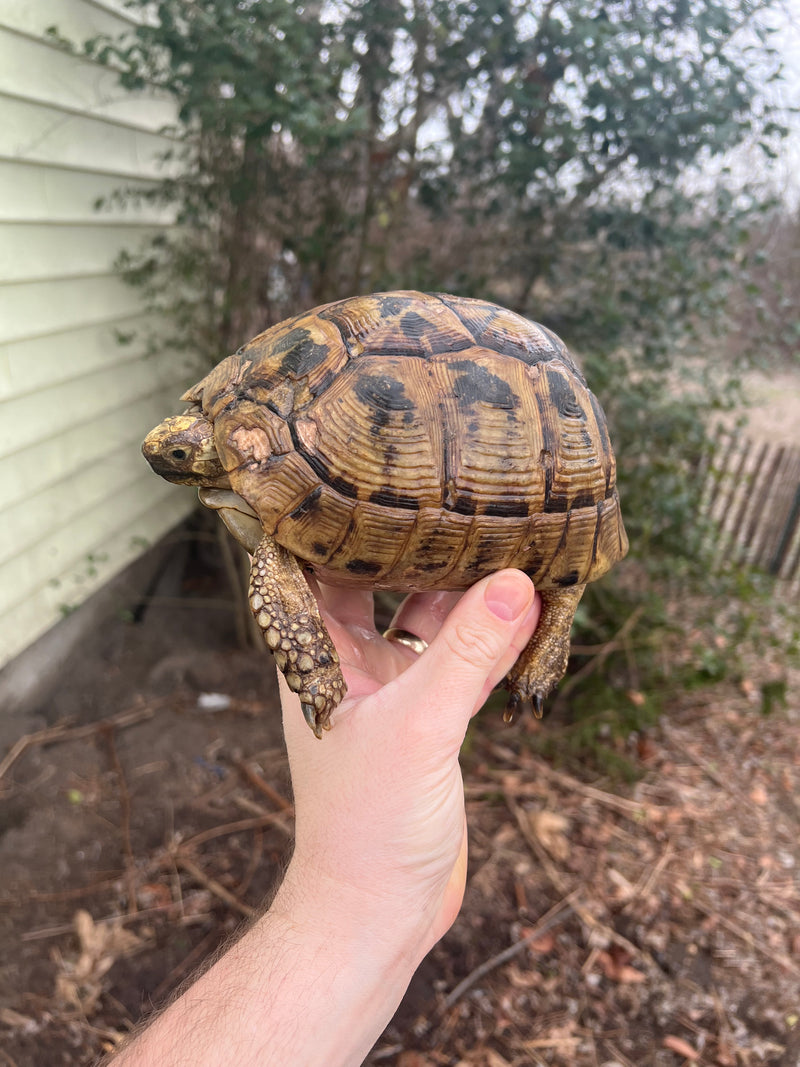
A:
142,413,229,487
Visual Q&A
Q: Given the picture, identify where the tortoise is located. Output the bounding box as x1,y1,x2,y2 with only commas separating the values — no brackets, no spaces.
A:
142,291,628,736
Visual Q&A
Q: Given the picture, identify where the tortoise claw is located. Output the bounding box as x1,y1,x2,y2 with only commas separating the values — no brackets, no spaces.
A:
503,691,522,724
503,689,546,724
302,701,324,739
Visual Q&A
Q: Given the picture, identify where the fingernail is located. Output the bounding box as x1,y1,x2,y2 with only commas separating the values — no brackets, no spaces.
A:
484,572,533,622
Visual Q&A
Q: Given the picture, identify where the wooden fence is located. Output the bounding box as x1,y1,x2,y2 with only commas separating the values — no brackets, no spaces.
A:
699,426,800,592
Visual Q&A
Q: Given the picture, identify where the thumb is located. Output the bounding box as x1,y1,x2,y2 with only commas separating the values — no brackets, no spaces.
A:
390,569,539,742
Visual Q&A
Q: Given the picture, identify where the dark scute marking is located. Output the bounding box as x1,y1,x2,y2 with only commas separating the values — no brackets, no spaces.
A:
368,487,420,510
590,502,602,569
489,332,550,366
543,494,570,514
326,471,358,499
539,448,554,503
484,498,530,518
571,489,599,511
274,327,331,380
310,367,337,397
546,367,585,420
523,549,543,575
311,541,328,557
450,495,478,516
434,293,570,370
400,311,433,340
289,486,323,520
419,560,449,571
377,294,417,317
555,570,580,587
297,445,359,500
398,310,472,355
354,373,415,413
580,426,596,454
434,294,499,340
433,334,472,354
470,540,504,572
345,558,382,575
450,361,517,410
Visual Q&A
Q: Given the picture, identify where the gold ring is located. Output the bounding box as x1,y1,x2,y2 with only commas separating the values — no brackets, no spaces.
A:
382,627,429,655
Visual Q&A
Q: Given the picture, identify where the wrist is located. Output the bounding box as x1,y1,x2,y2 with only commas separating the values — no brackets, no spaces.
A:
258,868,424,1065
278,835,447,954
114,871,423,1067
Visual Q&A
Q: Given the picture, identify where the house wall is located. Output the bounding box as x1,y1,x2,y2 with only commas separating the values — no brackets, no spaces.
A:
0,0,200,670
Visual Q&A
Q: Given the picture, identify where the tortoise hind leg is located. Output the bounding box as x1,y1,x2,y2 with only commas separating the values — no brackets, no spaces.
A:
249,534,346,737
503,584,585,721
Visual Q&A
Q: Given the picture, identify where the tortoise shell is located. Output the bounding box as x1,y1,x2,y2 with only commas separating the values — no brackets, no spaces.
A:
182,290,627,591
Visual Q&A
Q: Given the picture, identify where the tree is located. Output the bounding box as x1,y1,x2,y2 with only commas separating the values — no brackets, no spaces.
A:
81,0,785,343
74,0,792,736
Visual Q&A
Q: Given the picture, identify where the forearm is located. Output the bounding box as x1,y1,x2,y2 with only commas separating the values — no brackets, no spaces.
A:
111,865,424,1067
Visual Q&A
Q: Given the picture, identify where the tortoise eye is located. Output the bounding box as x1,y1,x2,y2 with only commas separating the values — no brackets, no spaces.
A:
171,448,188,461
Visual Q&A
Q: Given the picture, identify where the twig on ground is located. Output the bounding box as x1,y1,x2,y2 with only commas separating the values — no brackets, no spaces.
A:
20,905,212,942
507,796,660,972
693,898,800,978
555,606,644,702
623,841,675,911
179,812,293,851
101,726,137,914
0,703,160,782
506,796,571,896
441,895,577,1011
483,758,661,819
602,1041,637,1067
236,828,263,898
175,855,256,919
680,743,751,801
233,759,293,811
0,876,124,907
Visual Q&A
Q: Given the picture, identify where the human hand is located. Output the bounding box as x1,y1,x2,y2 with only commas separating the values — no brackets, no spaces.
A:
110,570,540,1067
276,569,541,954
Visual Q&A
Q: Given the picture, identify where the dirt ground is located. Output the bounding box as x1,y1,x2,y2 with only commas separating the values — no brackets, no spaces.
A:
1,365,799,1066
0,509,798,1067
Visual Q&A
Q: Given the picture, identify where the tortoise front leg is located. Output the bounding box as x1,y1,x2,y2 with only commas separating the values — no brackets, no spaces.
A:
249,534,346,737
503,584,585,721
